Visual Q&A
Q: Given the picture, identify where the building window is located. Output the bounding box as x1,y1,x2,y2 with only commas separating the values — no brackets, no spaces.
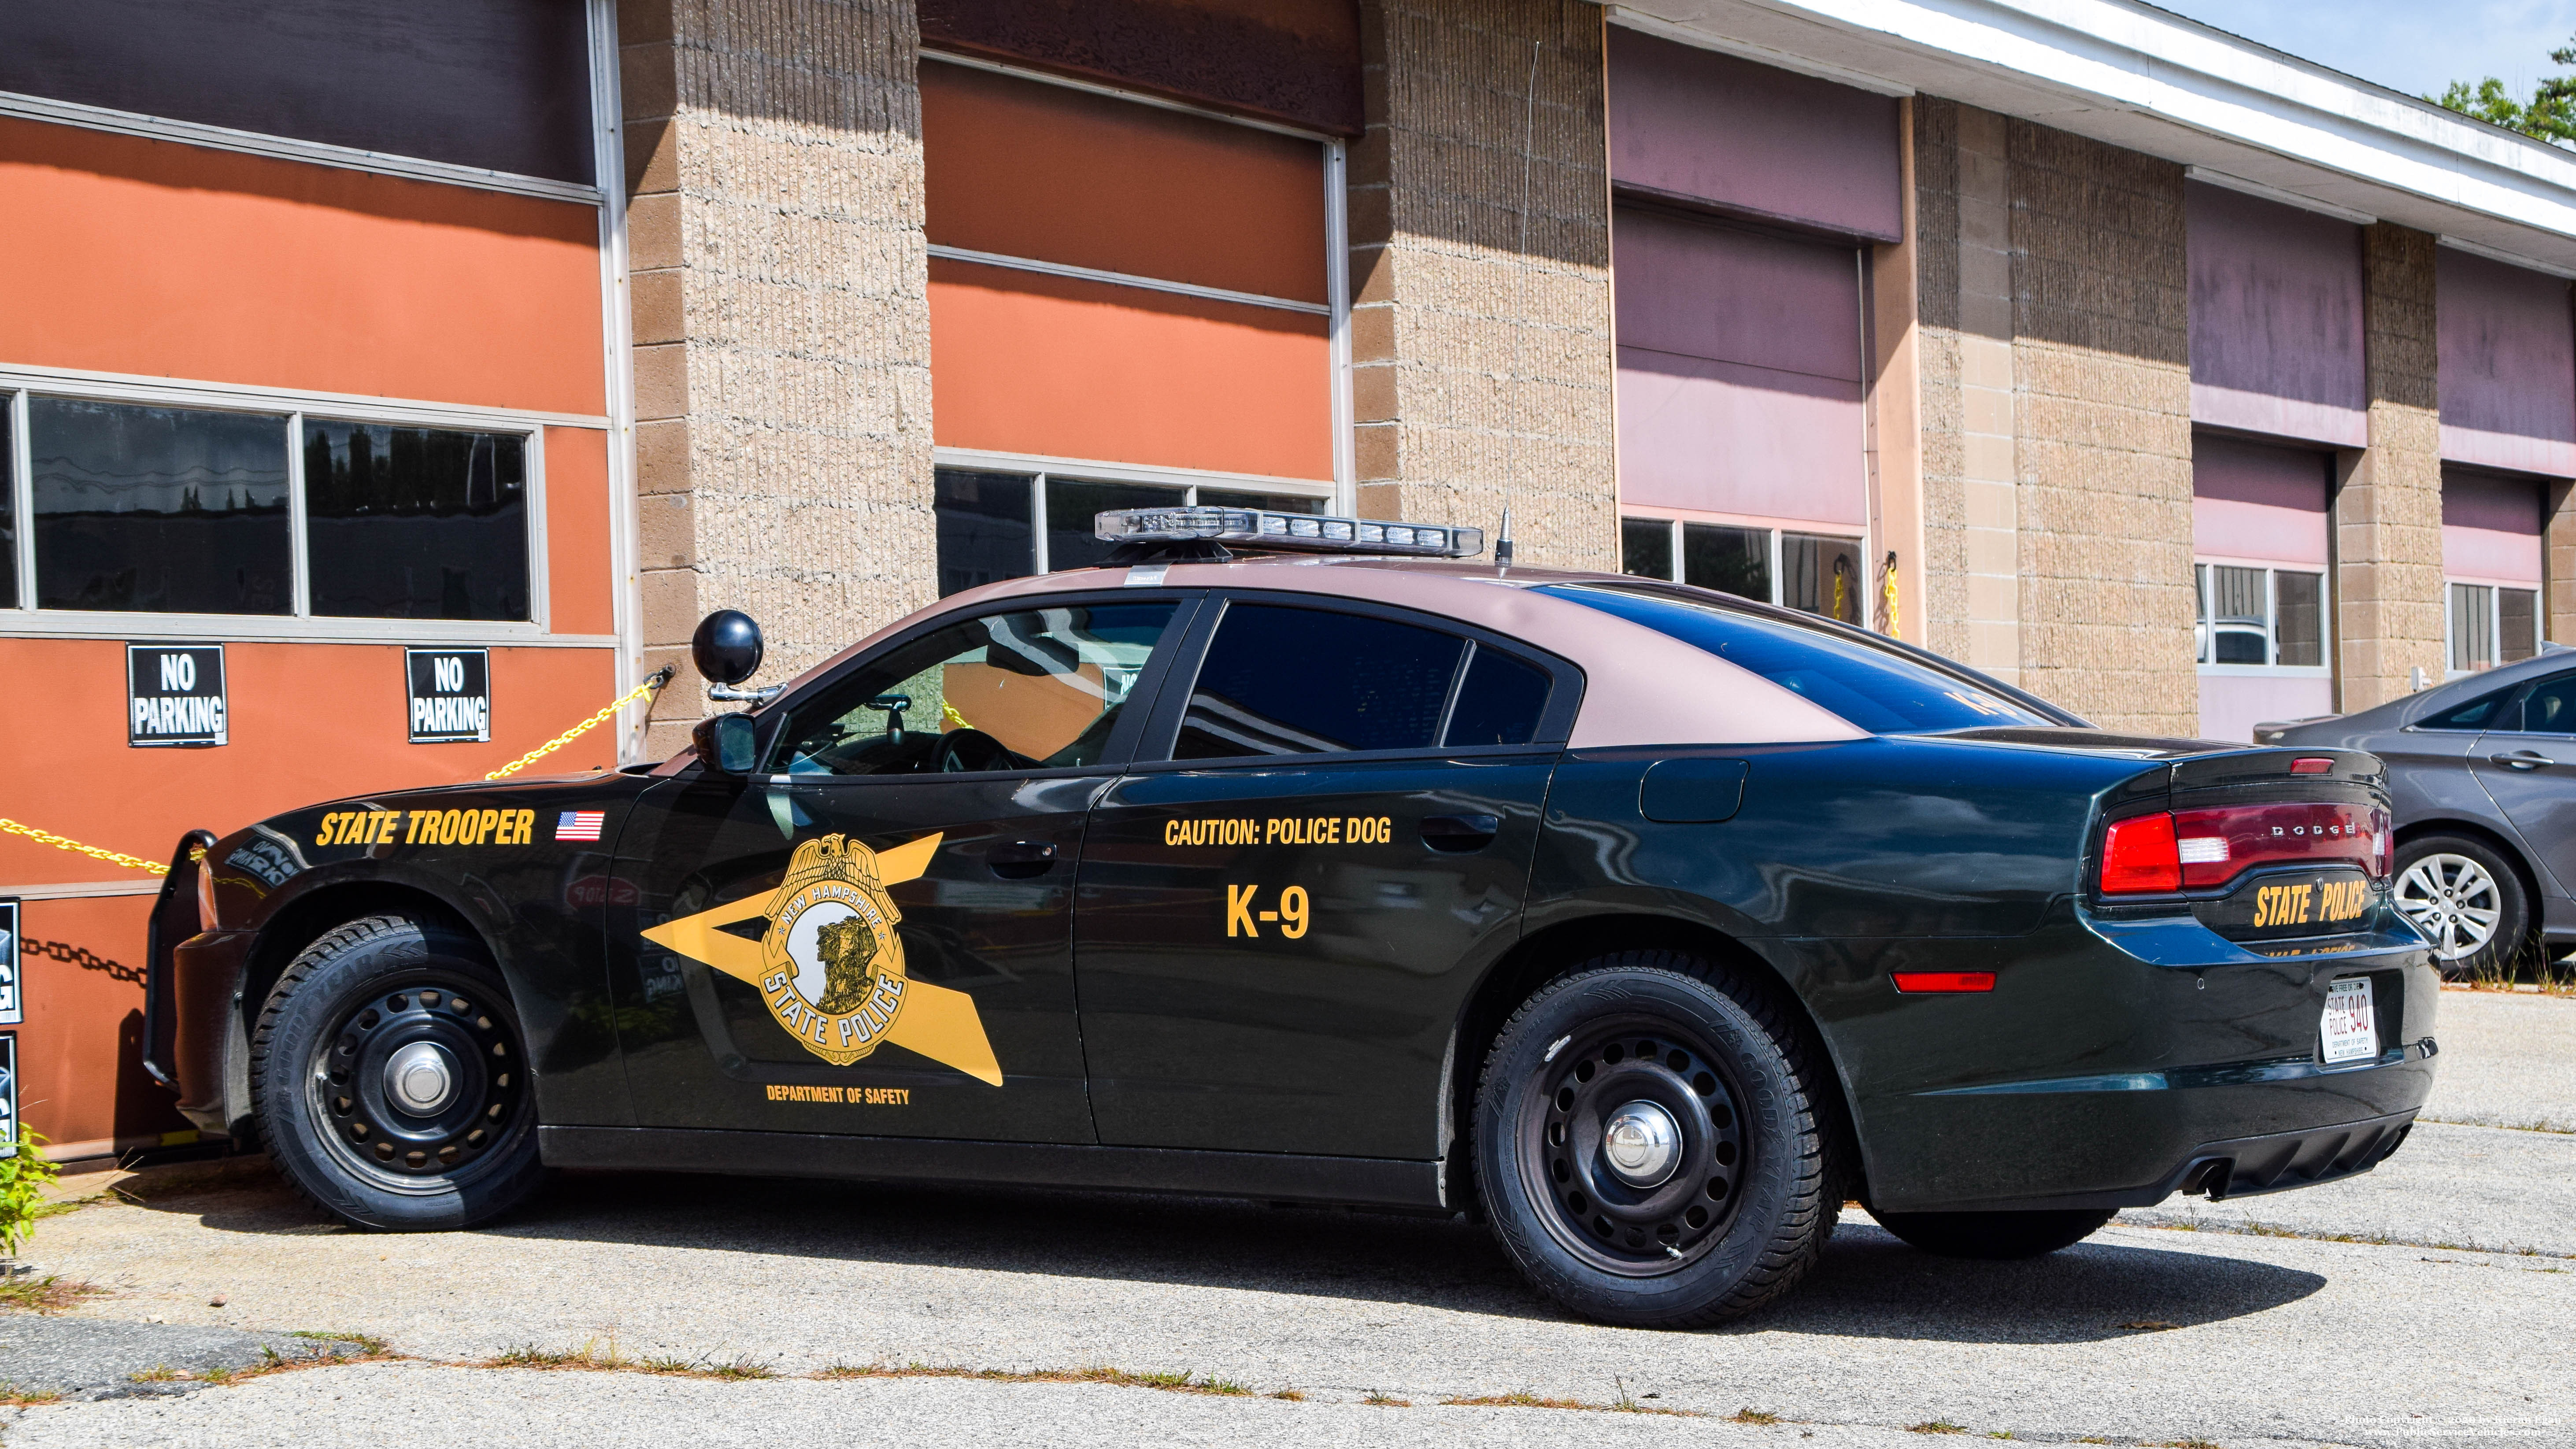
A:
931,462,1328,596
303,421,529,620
1619,516,1864,625
2195,562,2326,668
2448,581,2541,675
3,388,540,624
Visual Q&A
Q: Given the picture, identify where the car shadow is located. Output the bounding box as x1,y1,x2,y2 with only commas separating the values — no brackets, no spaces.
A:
151,1168,2324,1345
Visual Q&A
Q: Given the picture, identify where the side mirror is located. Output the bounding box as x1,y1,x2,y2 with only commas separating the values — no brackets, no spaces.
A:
692,713,759,776
692,610,764,687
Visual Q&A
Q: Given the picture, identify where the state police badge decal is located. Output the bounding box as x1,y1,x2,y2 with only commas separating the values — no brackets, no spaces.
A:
639,831,1003,1085
761,834,908,1065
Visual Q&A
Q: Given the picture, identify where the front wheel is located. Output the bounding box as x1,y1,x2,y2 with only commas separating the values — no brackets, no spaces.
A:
1474,952,1845,1328
1869,1206,2114,1259
249,913,545,1230
2391,834,2528,979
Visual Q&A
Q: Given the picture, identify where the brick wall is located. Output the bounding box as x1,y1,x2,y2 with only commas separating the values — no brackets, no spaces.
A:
623,0,938,757
2006,119,2195,734
1349,0,1615,569
2336,223,2445,710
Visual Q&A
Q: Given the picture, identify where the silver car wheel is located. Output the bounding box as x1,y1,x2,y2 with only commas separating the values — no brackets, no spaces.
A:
2395,853,2503,961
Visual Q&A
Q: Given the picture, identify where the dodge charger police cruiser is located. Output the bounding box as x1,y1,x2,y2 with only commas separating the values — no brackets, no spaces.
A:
149,506,2437,1327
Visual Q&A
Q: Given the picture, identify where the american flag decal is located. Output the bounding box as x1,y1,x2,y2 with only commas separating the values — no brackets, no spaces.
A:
553,810,606,843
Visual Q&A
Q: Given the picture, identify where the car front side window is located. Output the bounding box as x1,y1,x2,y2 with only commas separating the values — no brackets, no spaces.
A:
771,600,1180,776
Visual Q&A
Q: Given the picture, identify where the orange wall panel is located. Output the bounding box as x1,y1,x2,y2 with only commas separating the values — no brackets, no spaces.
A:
923,63,1327,306
0,118,605,415
930,260,1332,480
0,639,619,892
544,427,616,636
11,894,184,1154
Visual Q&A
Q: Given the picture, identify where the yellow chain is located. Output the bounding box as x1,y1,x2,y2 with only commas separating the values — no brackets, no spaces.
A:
0,817,178,876
484,666,674,781
3,669,675,876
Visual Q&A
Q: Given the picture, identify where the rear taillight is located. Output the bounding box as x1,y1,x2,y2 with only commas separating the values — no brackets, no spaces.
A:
2100,813,2181,893
2100,802,2390,894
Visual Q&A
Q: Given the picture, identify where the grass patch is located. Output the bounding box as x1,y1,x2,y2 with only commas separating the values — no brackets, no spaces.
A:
0,1273,107,1315
289,1330,390,1357
1910,1421,1968,1435
2155,1440,2224,1449
1268,1389,1307,1401
2119,1320,2182,1331
1443,1387,1698,1418
1732,1408,1782,1425
805,1362,1268,1398
1363,1390,1411,1407
128,1365,185,1383
0,1384,63,1407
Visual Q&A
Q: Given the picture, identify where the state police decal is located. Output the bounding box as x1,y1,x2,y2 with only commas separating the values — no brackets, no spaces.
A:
760,834,909,1065
639,832,1003,1085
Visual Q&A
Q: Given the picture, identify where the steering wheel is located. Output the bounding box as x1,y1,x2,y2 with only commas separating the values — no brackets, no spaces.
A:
933,728,1018,773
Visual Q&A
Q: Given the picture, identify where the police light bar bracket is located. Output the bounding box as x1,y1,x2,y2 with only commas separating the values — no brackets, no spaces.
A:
1093,506,1485,560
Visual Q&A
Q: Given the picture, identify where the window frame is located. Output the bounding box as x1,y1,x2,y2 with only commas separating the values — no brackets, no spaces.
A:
1616,508,1871,628
2192,554,2331,677
2443,574,2543,680
739,588,1210,783
1124,590,1584,772
0,369,570,643
933,447,1337,594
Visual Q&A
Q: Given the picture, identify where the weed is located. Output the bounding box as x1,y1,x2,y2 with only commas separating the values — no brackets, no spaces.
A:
1733,1408,1783,1425
289,1331,390,1357
824,1363,1271,1398
1363,1390,1411,1407
2156,1440,2224,1449
128,1366,185,1383
0,1273,106,1316
1268,1389,1306,1401
1910,1421,1968,1436
1989,1435,2016,1442
486,1343,595,1369
636,1356,698,1375
0,1384,63,1407
816,1364,872,1379
1443,1387,1696,1418
2120,1320,2183,1331
198,1366,234,1386
0,1127,63,1260
709,1357,777,1381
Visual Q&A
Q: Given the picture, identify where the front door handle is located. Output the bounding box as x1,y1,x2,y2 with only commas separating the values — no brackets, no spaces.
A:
1421,813,1500,853
2491,750,2554,771
987,840,1060,878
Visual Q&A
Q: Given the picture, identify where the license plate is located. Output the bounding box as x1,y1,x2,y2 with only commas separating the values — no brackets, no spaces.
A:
2321,976,2378,1065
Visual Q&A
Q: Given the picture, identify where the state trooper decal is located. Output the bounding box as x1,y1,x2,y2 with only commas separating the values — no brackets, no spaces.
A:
640,832,1001,1083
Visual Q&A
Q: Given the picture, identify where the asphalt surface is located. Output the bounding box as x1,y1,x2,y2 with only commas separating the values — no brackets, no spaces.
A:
3,988,2569,1448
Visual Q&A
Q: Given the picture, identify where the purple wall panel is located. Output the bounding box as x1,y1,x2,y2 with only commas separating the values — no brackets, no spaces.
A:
1613,205,1865,525
2438,248,2576,478
1614,207,1859,380
2191,433,2329,566
2184,182,2365,448
2200,673,2333,744
2442,468,2544,584
1606,27,1900,243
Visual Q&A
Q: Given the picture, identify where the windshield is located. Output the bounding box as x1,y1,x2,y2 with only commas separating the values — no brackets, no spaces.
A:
1534,583,2052,735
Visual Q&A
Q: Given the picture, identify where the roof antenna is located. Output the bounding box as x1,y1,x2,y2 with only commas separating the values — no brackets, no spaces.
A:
1495,507,1515,572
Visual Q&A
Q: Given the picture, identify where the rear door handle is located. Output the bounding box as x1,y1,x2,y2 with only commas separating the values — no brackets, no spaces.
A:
2491,750,2554,770
987,839,1060,878
1421,813,1499,853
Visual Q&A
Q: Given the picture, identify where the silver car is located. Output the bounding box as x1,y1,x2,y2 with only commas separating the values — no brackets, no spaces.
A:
2261,650,2576,975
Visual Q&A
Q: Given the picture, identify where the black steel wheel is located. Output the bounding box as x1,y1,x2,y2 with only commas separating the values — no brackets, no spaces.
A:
1475,951,1846,1327
251,913,546,1229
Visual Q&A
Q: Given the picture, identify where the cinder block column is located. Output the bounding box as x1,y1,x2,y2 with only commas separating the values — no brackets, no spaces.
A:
2335,223,2445,712
622,0,937,758
2005,119,2195,735
1910,100,2020,681
1348,0,1615,569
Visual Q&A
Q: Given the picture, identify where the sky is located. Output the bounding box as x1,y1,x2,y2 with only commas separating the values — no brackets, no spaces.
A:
2150,0,2576,101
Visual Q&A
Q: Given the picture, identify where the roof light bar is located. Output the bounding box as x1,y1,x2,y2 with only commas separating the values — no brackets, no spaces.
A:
1093,506,1485,559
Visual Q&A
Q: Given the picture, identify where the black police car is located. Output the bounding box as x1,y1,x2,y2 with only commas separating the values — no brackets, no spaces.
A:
152,507,2436,1327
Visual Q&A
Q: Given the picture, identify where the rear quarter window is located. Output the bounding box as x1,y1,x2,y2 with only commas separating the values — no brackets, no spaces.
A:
1535,583,2050,735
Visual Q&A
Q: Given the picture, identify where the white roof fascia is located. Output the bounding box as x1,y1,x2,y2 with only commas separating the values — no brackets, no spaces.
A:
2184,167,2374,227
1607,7,1915,96
1609,0,2576,267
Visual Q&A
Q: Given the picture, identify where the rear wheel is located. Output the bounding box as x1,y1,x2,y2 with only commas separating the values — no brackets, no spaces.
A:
2391,834,2528,979
1474,952,1844,1327
1870,1207,2114,1259
250,913,544,1230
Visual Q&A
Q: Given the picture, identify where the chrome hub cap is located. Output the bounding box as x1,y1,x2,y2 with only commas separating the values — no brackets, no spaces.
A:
385,1042,458,1115
1602,1101,1681,1188
2395,853,2502,961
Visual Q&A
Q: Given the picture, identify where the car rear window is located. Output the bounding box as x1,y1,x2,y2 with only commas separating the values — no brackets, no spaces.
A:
1533,583,2050,735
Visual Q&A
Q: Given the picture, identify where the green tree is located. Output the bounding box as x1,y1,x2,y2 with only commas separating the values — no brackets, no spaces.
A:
2434,37,2576,147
